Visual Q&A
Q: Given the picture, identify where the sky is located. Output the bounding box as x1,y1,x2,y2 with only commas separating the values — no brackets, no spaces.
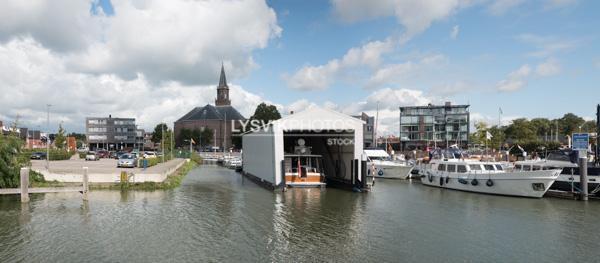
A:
0,0,598,135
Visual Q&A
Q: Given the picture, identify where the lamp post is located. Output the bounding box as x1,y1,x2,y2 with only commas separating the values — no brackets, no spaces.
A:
46,104,51,170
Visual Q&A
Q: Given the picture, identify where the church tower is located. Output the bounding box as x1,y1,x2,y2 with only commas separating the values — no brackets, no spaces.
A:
215,64,231,106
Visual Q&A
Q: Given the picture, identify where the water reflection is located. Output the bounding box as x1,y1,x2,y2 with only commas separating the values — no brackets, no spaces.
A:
1,166,600,262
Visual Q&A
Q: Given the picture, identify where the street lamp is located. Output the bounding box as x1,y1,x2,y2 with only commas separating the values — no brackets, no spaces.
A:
46,104,52,170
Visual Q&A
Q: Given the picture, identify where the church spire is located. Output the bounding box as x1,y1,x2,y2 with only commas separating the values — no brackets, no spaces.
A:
215,63,231,106
218,62,228,88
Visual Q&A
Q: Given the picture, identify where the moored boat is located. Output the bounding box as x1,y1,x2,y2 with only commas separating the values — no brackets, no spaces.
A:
421,158,561,198
284,154,326,188
365,149,413,179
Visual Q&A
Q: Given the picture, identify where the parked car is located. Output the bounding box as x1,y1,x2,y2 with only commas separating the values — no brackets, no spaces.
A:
143,151,157,158
30,152,47,160
117,154,137,168
114,151,126,159
85,151,99,161
97,150,109,158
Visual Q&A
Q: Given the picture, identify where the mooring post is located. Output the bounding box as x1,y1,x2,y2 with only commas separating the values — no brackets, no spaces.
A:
20,168,30,203
579,157,588,201
83,167,89,201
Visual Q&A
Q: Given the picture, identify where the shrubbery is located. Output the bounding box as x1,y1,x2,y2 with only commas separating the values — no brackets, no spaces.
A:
20,149,75,161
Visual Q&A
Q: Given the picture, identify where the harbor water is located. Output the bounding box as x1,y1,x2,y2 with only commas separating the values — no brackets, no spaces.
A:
1,165,599,262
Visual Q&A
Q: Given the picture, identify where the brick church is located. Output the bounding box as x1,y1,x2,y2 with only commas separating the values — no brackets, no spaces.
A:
174,65,246,150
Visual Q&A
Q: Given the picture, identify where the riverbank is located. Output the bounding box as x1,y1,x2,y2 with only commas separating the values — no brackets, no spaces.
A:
91,159,197,190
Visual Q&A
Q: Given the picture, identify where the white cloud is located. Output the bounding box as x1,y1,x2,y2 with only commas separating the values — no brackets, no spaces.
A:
535,58,561,77
366,54,447,89
331,0,470,41
284,38,394,90
0,38,269,132
0,0,281,85
450,25,460,39
496,64,531,92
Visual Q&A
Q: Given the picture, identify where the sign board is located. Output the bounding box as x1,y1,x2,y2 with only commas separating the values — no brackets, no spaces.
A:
572,133,589,151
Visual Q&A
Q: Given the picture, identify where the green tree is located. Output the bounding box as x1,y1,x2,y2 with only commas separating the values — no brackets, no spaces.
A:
199,128,213,147
177,128,193,146
581,120,596,133
0,134,30,188
470,121,488,146
504,118,536,143
559,113,585,136
250,103,281,123
151,123,169,143
530,118,552,139
54,123,66,149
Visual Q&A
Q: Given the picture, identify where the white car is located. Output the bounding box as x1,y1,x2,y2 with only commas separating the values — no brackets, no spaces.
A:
143,151,157,158
85,151,99,161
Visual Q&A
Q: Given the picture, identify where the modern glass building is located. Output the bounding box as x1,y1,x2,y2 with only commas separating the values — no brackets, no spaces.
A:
399,102,470,151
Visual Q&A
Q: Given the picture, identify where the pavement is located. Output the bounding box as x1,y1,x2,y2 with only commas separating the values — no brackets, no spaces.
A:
30,158,188,183
31,158,183,174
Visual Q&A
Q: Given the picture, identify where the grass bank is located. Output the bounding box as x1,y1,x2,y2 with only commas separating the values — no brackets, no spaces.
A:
92,156,201,191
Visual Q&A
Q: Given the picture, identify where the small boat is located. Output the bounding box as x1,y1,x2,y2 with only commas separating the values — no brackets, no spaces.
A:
284,153,326,188
365,149,413,179
227,158,242,169
421,150,561,198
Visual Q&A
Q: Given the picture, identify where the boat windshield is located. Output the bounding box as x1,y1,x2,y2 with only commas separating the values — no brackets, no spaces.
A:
285,156,322,173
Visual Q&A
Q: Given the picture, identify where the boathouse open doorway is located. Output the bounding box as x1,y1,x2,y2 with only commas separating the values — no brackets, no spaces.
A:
283,130,358,188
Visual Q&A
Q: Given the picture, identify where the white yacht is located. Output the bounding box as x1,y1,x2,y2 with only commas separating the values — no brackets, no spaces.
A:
365,149,413,179
514,151,600,195
421,158,561,198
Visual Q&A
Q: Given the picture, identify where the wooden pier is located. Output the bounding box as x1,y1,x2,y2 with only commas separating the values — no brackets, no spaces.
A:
0,167,89,202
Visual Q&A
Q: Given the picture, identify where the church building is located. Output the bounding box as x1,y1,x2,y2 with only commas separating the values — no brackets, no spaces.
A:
174,65,246,150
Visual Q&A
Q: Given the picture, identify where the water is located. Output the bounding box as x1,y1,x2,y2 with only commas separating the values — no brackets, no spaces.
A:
1,165,599,262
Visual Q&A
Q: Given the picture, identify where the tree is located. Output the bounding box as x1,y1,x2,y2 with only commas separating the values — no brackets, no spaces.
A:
250,103,281,123
199,128,213,147
559,113,585,136
530,118,552,139
504,118,536,143
54,123,66,149
0,134,29,188
151,123,169,143
470,121,488,146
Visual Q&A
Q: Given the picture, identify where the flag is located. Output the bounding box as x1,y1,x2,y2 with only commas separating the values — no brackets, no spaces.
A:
191,138,196,145
486,131,493,140
517,145,525,152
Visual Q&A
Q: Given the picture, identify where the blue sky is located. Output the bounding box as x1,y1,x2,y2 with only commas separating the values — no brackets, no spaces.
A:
0,0,598,134
241,0,599,122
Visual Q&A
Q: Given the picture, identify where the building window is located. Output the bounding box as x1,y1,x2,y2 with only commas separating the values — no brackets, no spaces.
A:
88,127,106,132
88,119,106,125
89,135,107,141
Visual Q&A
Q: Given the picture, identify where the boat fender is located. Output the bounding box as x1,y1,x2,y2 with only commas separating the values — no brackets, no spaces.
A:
486,179,494,187
458,178,468,184
352,187,362,193
471,179,479,186
428,173,434,183
445,176,450,184
439,176,444,186
378,170,384,176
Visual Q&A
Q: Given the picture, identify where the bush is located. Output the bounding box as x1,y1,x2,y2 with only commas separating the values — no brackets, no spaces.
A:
21,149,74,161
0,135,29,188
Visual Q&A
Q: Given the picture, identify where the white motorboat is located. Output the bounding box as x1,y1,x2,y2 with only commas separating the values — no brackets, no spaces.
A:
421,158,561,198
365,149,413,179
514,151,600,195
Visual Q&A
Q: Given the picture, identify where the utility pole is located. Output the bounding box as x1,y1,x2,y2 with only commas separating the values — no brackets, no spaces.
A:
161,123,165,163
170,125,174,160
46,104,51,170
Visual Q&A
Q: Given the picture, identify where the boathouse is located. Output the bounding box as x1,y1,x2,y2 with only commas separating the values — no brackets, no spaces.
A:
242,107,368,190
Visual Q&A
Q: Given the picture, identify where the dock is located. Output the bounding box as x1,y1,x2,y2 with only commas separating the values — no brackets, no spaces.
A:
0,187,84,195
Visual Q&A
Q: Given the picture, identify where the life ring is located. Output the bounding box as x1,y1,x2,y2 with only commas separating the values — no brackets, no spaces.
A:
378,169,384,176
486,179,494,187
471,179,479,186
439,176,444,186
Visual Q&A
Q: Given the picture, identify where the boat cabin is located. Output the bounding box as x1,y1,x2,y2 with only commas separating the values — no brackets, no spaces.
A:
284,154,325,187
430,160,505,174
